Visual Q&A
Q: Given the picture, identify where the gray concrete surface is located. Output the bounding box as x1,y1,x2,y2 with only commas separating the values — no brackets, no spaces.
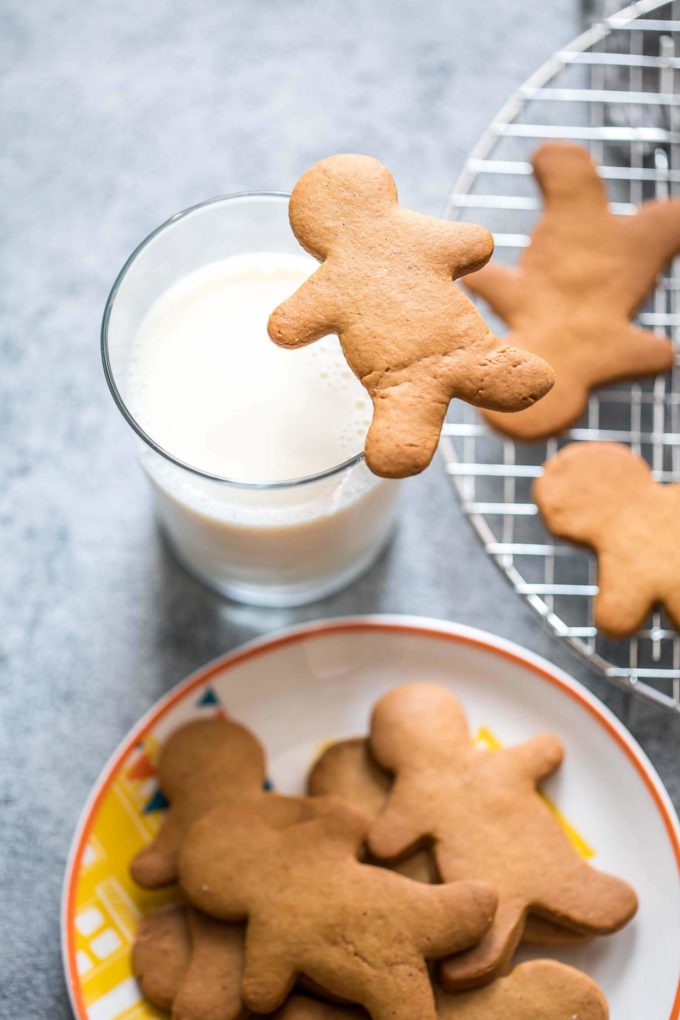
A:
1,1,678,1016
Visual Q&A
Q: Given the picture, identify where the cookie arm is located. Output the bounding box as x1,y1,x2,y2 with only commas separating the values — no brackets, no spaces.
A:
594,554,655,638
414,880,497,958
369,788,429,861
130,813,182,888
363,964,436,1020
439,221,495,278
534,859,637,934
268,269,340,349
464,263,521,323
503,734,564,783
439,894,527,990
592,324,674,382
624,198,680,269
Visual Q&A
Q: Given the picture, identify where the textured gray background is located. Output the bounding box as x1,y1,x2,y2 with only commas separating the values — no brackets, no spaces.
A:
2,1,679,1016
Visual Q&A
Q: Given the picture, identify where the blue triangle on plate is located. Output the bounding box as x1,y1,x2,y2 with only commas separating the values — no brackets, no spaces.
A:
143,788,170,814
196,687,220,707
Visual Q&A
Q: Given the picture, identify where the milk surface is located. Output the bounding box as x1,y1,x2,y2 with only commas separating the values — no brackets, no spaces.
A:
128,252,372,482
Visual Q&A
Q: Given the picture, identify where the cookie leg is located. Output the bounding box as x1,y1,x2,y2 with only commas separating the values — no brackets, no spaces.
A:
369,797,429,862
463,263,521,321
363,963,436,1020
439,895,526,991
534,861,637,934
131,814,183,888
132,905,191,1011
417,881,497,958
241,924,296,1014
365,379,448,478
521,914,592,946
173,911,246,1020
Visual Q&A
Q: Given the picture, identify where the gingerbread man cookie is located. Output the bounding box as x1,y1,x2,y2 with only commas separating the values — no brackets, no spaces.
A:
308,737,588,947
535,441,680,637
273,959,608,1020
268,155,554,478
133,904,246,1020
367,684,637,989
133,793,337,1020
465,141,678,440
179,798,497,1020
130,718,267,889
437,960,608,1020
308,736,438,883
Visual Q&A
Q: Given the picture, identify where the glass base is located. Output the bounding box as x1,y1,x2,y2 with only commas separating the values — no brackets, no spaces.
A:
163,523,396,607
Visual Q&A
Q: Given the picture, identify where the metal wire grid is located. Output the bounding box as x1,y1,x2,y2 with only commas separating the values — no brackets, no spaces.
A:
442,0,680,712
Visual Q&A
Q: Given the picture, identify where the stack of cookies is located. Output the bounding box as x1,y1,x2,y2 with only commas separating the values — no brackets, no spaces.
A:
130,683,637,1020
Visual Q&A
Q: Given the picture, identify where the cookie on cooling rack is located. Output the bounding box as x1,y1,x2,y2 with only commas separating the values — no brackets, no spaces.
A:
464,141,678,440
535,440,680,637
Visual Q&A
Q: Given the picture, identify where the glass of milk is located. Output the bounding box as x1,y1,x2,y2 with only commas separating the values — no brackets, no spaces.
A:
102,194,399,606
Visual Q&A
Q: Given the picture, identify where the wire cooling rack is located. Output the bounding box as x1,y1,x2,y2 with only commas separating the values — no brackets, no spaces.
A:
442,0,680,712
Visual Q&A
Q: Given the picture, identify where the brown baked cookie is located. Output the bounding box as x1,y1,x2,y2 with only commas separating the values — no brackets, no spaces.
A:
308,737,437,883
133,904,246,1020
535,441,680,637
132,904,191,1011
273,959,608,1020
465,141,677,440
179,797,497,1020
268,154,554,478
130,718,267,889
309,737,588,946
367,683,637,989
437,960,608,1020
173,910,246,1020
134,794,336,1019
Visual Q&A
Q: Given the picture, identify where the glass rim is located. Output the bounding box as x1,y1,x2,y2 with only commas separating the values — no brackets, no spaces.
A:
101,191,366,491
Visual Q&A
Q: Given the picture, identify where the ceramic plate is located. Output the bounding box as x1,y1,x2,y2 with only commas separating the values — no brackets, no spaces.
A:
62,616,680,1020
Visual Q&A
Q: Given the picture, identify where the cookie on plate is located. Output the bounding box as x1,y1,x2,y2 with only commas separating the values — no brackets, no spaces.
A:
273,960,608,1020
309,736,589,946
179,797,497,1020
130,718,268,889
367,683,637,988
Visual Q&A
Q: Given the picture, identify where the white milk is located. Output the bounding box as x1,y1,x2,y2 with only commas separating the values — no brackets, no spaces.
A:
128,253,372,482
125,250,398,605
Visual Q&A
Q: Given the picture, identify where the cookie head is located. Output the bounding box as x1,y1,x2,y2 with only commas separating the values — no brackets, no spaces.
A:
158,718,267,802
535,442,651,542
289,154,398,258
371,683,469,772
